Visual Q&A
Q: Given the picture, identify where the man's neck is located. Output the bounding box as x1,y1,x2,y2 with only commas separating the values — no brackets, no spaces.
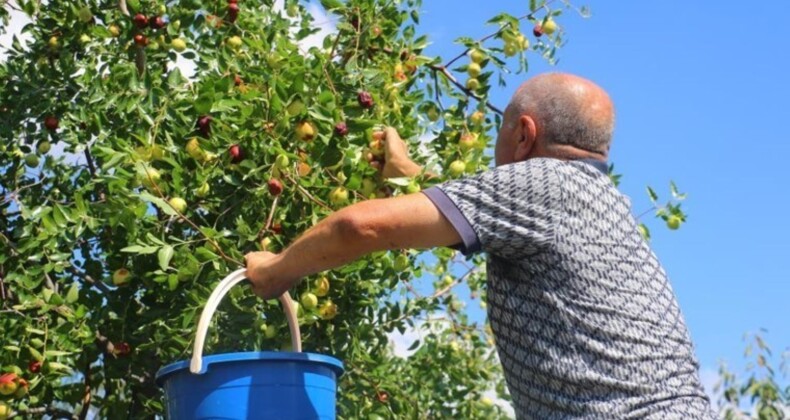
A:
540,144,608,162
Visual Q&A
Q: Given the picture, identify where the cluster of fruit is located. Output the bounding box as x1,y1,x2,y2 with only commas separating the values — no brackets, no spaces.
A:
0,373,29,418
131,8,168,48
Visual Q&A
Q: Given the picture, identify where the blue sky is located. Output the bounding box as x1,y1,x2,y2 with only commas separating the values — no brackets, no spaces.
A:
416,0,790,389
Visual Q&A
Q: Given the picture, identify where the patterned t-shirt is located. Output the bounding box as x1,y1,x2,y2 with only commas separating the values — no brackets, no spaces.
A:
422,158,714,419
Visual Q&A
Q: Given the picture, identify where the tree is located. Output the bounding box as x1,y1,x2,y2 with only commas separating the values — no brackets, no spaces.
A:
715,332,789,420
0,0,694,418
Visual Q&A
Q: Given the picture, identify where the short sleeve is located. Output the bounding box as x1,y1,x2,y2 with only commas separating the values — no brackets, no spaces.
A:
421,159,560,259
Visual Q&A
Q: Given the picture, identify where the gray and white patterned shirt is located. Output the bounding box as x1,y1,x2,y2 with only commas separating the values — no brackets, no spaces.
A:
423,158,714,419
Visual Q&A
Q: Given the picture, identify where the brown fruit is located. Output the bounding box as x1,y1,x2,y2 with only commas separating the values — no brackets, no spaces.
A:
228,3,239,23
357,91,374,109
334,122,349,137
197,115,212,137
133,34,149,47
267,179,284,196
44,115,59,131
133,13,148,29
149,16,166,30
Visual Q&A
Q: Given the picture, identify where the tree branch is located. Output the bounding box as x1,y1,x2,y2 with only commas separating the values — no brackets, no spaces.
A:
428,64,503,115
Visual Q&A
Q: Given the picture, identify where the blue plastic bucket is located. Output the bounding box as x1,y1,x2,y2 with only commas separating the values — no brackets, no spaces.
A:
156,351,343,419
155,269,344,419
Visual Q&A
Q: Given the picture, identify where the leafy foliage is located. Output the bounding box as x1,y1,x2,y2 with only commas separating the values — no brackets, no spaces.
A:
0,0,574,417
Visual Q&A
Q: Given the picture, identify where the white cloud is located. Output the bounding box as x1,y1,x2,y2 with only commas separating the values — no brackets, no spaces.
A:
388,320,425,358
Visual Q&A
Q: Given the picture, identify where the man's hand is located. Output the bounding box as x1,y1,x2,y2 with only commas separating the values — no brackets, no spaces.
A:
245,251,296,300
380,127,423,178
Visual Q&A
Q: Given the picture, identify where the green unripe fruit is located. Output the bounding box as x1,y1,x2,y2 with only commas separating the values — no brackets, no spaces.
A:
466,78,480,91
195,182,210,197
405,181,421,194
448,160,466,177
78,6,93,23
264,324,277,338
171,38,187,52
37,141,51,154
393,254,409,271
467,62,482,78
300,293,318,310
24,154,40,168
227,36,243,49
275,154,290,170
469,49,485,63
168,197,187,213
666,216,681,230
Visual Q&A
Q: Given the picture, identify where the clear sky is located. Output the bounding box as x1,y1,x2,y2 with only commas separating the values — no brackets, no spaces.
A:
416,0,790,391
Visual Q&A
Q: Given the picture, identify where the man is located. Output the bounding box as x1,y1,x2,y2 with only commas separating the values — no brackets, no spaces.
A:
245,73,714,419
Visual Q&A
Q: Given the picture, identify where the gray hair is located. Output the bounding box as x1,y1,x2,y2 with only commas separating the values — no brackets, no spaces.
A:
506,73,615,154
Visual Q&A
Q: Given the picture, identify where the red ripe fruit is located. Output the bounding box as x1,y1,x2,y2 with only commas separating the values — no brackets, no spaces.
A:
350,16,360,31
197,115,212,137
357,91,374,109
228,3,240,23
133,34,148,47
271,223,282,234
267,179,284,196
133,13,148,29
377,391,389,403
532,24,544,37
234,74,242,86
334,122,349,137
149,16,166,30
115,342,131,356
28,360,42,373
228,0,238,3
44,115,59,131
228,144,244,163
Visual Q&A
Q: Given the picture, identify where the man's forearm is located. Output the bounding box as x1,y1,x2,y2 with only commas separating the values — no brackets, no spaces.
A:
257,194,460,297
268,208,374,289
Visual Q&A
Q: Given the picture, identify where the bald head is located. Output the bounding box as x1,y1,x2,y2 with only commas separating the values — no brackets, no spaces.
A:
506,73,615,155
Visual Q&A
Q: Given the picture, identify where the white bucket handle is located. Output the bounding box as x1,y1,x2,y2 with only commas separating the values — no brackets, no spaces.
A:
190,268,302,374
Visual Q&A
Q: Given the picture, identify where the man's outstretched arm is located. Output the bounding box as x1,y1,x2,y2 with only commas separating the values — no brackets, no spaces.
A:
245,192,462,299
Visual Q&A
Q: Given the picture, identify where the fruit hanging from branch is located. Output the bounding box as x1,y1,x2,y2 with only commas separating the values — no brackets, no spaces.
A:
334,122,349,137
112,268,131,286
295,121,316,141
228,3,240,23
228,144,244,163
44,115,59,131
133,13,148,29
267,179,284,196
196,115,212,137
358,91,375,109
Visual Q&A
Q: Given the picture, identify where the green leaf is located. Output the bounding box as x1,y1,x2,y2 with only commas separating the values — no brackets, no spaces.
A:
65,283,79,304
647,186,658,203
121,245,160,254
44,350,73,357
28,346,44,362
139,191,179,216
158,245,174,271
320,0,344,11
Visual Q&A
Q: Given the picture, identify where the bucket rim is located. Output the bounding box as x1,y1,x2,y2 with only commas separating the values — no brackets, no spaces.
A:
155,351,344,386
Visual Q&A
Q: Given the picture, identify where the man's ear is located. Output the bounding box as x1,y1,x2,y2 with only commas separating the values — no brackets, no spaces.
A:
513,114,537,162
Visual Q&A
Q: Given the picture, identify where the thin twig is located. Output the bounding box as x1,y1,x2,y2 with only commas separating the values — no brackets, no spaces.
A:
429,64,504,115
443,2,556,69
142,163,242,266
258,196,280,239
284,173,332,211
